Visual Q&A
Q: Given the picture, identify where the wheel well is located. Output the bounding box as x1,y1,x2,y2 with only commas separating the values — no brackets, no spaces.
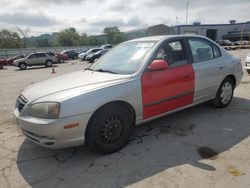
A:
226,75,236,88
85,101,136,137
18,62,26,66
46,59,53,63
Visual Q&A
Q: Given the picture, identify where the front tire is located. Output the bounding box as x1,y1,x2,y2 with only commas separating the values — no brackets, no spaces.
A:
212,77,234,108
19,62,27,70
246,69,250,75
86,104,132,154
0,64,3,69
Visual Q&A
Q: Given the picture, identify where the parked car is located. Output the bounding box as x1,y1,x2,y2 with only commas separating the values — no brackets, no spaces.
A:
13,52,54,70
101,44,113,49
7,54,26,65
0,58,7,69
61,50,78,59
216,40,235,50
77,49,88,54
55,53,68,63
14,35,243,154
245,53,250,74
46,52,68,63
87,49,109,63
234,40,249,46
78,48,103,60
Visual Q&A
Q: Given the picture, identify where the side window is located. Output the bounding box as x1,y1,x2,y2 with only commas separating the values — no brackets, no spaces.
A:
212,44,221,58
154,40,187,67
47,52,54,56
188,39,214,63
29,54,36,59
36,53,46,58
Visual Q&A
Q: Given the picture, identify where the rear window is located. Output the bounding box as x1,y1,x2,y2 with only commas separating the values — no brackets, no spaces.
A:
47,52,55,56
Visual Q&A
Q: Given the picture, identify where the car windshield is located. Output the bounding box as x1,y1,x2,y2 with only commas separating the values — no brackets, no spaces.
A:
90,41,156,74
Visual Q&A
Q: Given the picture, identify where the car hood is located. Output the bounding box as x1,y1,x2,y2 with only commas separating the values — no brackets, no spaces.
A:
21,70,131,103
14,58,26,63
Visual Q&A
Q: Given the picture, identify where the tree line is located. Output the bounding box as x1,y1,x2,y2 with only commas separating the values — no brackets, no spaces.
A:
0,26,127,49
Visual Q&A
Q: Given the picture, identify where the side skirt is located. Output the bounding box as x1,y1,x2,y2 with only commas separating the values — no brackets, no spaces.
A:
135,97,214,126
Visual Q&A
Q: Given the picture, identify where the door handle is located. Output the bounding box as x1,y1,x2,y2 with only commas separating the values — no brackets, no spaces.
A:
219,66,224,70
184,74,192,79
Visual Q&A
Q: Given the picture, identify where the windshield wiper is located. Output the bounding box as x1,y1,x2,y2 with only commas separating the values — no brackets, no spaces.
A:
95,69,118,74
84,67,94,71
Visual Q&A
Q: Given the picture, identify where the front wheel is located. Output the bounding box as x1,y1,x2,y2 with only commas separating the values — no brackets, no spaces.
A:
212,77,234,108
246,69,250,75
85,104,132,154
0,64,3,69
19,62,27,70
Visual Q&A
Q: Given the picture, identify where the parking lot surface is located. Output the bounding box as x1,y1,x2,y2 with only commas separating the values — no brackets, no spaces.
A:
0,51,250,188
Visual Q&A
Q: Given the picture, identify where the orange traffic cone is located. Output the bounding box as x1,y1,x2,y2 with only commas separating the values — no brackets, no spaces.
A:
51,64,56,74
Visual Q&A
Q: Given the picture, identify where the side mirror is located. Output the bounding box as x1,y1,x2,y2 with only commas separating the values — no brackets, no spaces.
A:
148,60,168,71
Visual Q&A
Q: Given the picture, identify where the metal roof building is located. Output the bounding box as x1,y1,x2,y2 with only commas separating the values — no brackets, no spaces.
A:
172,21,250,41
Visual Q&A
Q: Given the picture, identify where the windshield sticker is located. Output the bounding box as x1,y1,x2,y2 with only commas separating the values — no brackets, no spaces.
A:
136,43,154,48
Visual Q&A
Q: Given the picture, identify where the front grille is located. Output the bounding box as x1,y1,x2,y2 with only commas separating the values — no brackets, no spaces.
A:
16,95,28,112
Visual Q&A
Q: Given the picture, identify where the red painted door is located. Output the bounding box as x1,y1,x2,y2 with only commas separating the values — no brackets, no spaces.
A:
141,63,195,119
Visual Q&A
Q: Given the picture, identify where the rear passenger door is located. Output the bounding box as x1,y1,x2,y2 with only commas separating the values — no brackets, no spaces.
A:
187,38,225,103
36,53,47,64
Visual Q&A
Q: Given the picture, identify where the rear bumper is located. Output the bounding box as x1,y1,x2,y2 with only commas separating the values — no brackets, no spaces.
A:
14,109,92,149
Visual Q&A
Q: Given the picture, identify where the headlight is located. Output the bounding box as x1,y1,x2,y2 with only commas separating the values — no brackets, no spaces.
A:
30,102,60,119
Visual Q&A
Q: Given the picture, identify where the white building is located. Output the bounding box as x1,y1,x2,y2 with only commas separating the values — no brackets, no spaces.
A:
172,21,250,42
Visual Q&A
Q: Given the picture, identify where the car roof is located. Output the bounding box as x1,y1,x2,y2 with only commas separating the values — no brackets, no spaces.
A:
128,35,211,42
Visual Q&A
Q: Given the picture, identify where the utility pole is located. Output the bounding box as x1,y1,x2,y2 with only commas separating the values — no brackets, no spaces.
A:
186,0,189,25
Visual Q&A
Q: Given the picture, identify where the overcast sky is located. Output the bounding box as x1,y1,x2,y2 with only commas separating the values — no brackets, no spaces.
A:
0,0,249,36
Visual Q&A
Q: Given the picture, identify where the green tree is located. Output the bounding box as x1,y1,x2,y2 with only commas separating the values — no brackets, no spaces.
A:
0,29,24,49
54,27,81,46
103,26,126,44
80,33,89,46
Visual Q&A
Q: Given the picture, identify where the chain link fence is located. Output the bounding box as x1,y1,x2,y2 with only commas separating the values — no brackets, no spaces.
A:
0,46,98,58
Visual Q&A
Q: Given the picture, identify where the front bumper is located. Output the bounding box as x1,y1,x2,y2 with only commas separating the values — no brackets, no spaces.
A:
14,108,92,149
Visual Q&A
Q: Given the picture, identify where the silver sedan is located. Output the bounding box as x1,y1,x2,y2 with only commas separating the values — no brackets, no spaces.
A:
14,35,243,154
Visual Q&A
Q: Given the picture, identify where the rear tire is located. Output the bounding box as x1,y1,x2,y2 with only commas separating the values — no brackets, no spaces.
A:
19,62,27,70
45,60,53,67
212,77,234,108
85,104,132,154
0,64,3,69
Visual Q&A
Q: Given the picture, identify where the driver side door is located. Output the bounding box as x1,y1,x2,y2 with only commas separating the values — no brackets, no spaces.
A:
141,39,195,119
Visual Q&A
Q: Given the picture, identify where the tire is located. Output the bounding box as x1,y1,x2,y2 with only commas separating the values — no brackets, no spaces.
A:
247,69,250,75
0,64,3,69
86,104,133,154
19,62,27,70
212,77,234,108
45,60,53,67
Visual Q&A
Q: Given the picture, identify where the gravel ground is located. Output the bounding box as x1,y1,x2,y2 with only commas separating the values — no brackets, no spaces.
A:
0,50,250,188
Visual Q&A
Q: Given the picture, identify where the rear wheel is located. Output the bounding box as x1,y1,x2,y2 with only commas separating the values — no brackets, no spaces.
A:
212,77,234,108
0,64,3,69
86,104,132,154
19,62,27,70
45,60,53,67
